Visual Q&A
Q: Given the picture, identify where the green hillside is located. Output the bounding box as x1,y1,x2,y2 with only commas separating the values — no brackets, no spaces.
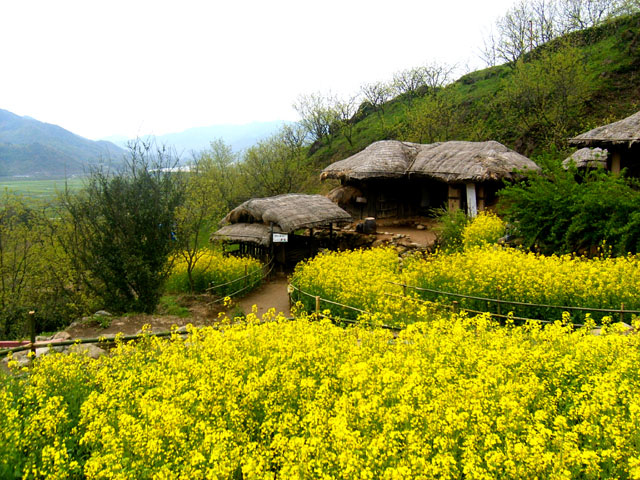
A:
308,13,640,172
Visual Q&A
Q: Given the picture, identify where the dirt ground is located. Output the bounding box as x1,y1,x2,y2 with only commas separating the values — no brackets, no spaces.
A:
64,276,292,339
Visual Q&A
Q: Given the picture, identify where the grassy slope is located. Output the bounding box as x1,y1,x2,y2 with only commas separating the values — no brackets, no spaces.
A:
308,13,640,177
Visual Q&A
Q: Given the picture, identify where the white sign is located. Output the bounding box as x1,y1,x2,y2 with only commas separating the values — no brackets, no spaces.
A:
273,233,289,243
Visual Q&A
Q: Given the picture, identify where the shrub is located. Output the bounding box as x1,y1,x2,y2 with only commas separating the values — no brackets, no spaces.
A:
462,211,506,249
431,207,469,252
165,249,263,297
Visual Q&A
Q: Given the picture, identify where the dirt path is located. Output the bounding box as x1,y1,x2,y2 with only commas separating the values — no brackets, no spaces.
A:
229,275,291,318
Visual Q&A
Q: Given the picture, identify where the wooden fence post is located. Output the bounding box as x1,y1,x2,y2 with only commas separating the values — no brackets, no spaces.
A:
452,301,458,314
29,310,36,355
244,265,248,287
315,296,320,315
620,303,625,324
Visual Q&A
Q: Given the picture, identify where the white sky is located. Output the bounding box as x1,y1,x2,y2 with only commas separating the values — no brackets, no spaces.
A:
0,0,516,140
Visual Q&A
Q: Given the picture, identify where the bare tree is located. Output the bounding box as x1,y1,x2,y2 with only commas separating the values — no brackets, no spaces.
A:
332,94,360,146
558,0,626,30
360,81,393,113
293,92,338,146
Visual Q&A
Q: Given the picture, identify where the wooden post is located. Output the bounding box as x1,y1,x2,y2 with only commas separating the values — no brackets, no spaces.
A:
29,310,36,355
315,296,320,315
496,287,501,316
611,151,621,174
447,185,461,211
477,184,485,212
466,183,477,218
244,265,248,287
452,301,458,314
620,302,625,324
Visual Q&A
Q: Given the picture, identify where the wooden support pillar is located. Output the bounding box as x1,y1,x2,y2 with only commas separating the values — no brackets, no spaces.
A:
477,184,485,212
447,185,461,211
466,183,478,218
611,151,621,174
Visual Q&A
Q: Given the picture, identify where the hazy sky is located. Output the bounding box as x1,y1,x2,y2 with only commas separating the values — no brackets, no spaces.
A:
0,0,517,140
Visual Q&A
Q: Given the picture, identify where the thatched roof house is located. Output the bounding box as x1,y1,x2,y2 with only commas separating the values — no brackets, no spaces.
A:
569,111,640,175
212,194,352,264
322,140,539,218
562,147,608,169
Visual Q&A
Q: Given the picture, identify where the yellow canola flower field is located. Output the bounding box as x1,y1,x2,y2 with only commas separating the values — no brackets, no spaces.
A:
2,314,640,479
291,246,640,325
166,248,263,295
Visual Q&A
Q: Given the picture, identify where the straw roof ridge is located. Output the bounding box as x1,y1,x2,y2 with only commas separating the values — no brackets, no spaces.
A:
321,140,422,181
569,110,640,147
222,193,351,233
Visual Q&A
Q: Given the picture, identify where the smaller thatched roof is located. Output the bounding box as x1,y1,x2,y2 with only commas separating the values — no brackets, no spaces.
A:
409,140,540,182
569,111,640,147
321,140,421,181
211,223,283,246
562,147,608,169
222,194,352,233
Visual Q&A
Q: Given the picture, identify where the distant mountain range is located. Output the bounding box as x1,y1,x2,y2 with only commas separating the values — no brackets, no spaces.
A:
101,120,285,157
0,109,125,178
0,109,284,178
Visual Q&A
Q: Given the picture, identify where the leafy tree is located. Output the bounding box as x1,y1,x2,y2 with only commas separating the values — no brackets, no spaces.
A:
175,140,238,292
0,193,86,338
61,140,185,313
498,40,592,149
241,125,312,197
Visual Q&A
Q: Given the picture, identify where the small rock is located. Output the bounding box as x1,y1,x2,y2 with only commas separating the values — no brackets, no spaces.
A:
52,331,72,341
175,326,189,334
2,352,31,370
68,343,107,359
371,239,389,248
94,310,112,317
36,335,51,342
416,224,426,230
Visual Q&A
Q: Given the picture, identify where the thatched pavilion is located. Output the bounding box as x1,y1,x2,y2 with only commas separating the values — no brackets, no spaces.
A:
212,194,351,266
322,140,539,218
569,110,640,176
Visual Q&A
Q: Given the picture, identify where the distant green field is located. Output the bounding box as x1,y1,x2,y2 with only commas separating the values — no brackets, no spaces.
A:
0,177,86,201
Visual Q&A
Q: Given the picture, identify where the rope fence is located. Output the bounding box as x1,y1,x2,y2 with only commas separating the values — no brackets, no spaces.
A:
387,281,638,323
289,281,629,329
208,257,275,304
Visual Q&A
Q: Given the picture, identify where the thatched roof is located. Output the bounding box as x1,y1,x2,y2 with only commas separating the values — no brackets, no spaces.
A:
320,140,421,181
211,223,282,246
222,194,351,233
409,141,539,182
569,111,640,147
321,140,539,183
562,147,608,169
